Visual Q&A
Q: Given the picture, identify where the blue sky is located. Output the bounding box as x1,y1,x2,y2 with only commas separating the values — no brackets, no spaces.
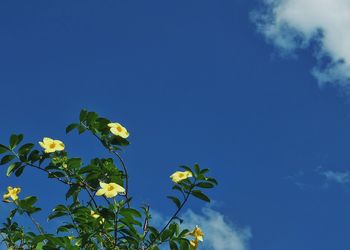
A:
1,0,350,249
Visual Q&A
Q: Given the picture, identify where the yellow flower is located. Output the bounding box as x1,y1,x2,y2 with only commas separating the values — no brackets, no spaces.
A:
107,123,129,138
190,239,198,250
96,181,125,198
170,171,193,183
190,226,204,241
3,186,21,202
39,137,65,153
91,210,105,224
90,210,100,219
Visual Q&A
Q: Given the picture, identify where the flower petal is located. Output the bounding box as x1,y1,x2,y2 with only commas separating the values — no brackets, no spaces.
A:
95,189,105,196
99,182,108,189
43,137,53,145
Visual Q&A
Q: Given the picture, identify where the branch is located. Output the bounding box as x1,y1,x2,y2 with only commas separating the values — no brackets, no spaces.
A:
84,126,131,207
145,184,195,249
26,212,44,235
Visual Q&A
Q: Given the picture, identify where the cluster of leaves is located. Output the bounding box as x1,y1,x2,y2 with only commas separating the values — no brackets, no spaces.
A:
0,110,217,250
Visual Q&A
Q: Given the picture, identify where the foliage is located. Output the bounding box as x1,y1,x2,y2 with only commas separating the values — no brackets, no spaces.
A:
0,110,217,250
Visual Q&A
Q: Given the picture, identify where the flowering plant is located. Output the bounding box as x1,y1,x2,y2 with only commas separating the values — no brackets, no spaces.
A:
0,110,217,250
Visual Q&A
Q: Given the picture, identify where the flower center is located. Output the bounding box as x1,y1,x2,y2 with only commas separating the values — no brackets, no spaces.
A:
117,126,123,132
107,185,114,191
49,143,56,149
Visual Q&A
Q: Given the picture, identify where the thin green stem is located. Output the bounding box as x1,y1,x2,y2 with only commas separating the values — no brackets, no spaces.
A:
83,125,131,207
26,212,44,235
145,183,195,249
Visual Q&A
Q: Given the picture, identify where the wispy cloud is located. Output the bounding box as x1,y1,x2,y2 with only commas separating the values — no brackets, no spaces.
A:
251,0,350,89
321,170,350,185
152,207,251,250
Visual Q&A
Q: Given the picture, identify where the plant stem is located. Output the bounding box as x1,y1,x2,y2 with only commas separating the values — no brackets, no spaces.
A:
110,150,130,207
145,185,194,249
85,127,131,208
26,212,44,235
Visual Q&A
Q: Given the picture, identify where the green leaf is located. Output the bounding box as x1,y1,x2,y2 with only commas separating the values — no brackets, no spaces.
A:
35,242,44,250
178,229,190,238
48,211,66,221
1,154,15,165
9,134,23,149
194,164,200,175
67,158,82,170
23,196,38,206
169,241,178,250
14,166,25,177
196,182,215,188
53,204,69,213
18,143,34,156
95,118,111,132
66,184,80,200
205,177,218,185
120,208,142,218
28,150,41,163
0,144,9,154
78,125,86,134
26,206,42,215
179,239,190,250
167,196,181,209
56,224,75,233
86,112,98,126
66,123,79,134
160,229,173,241
191,190,210,202
79,109,88,122
6,162,21,176
200,168,209,175
110,136,130,146
179,165,193,174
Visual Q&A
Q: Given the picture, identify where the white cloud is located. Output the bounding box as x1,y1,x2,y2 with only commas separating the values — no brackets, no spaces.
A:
322,170,350,185
252,0,350,89
152,207,251,250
